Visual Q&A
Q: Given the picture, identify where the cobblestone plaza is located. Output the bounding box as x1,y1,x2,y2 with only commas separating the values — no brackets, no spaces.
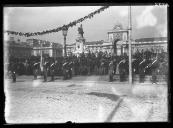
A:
5,75,168,123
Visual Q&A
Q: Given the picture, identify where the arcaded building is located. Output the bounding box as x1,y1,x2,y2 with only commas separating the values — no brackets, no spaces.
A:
66,24,167,56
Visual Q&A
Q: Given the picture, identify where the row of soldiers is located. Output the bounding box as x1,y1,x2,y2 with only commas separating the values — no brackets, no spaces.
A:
6,50,168,83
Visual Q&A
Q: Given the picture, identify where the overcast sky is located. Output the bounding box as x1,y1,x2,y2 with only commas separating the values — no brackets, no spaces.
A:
4,5,168,44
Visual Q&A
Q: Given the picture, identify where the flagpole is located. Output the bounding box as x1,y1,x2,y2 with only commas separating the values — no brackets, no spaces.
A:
128,6,132,85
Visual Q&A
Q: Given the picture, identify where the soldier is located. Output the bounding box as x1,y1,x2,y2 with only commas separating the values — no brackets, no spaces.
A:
113,57,117,76
50,60,55,81
43,60,48,82
24,59,29,75
119,59,126,82
33,61,39,80
62,58,68,80
151,69,158,84
132,58,137,82
100,58,105,75
139,58,146,83
150,56,159,84
10,62,16,82
86,56,91,75
11,70,16,82
95,55,100,75
68,60,73,79
108,60,114,82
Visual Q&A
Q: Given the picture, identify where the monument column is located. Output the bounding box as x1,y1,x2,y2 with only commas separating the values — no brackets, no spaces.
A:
75,24,85,54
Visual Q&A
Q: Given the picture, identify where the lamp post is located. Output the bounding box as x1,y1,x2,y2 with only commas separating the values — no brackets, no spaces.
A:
62,25,68,57
128,6,132,85
40,40,43,72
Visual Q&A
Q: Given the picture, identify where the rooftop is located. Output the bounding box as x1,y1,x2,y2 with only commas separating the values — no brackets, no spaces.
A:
85,40,104,45
135,37,167,42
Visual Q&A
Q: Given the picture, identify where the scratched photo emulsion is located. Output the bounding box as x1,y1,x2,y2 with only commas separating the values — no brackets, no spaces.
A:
4,5,168,123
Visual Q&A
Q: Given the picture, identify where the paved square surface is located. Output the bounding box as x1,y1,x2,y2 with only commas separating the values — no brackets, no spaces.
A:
4,75,168,123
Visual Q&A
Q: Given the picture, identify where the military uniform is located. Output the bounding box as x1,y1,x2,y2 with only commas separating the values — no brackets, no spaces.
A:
86,58,91,75
43,62,48,82
100,59,105,75
10,63,16,82
108,60,114,82
95,57,100,75
150,58,159,84
50,62,55,81
11,71,16,82
151,69,158,84
68,61,73,79
74,58,79,75
62,61,68,80
119,59,126,82
139,59,146,83
33,62,39,80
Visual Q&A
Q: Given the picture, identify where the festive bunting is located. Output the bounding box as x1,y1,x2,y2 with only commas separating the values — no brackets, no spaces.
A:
5,6,109,37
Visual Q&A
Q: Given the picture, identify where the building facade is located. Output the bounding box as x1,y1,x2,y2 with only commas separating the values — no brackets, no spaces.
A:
4,37,63,61
26,39,63,58
5,38,33,59
66,24,168,56
107,24,129,55
134,37,167,53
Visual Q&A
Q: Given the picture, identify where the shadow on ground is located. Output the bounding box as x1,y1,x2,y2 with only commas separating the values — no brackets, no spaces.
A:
16,80,25,82
105,98,123,122
67,84,76,87
67,84,82,88
86,92,122,122
86,92,119,102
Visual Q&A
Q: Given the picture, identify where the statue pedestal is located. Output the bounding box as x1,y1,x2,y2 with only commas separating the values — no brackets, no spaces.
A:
75,36,85,54
74,24,85,55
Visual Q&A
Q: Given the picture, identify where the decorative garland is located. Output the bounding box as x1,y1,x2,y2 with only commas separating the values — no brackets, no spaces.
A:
5,6,109,37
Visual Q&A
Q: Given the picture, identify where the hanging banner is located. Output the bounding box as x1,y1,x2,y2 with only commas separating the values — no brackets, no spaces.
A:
5,6,109,37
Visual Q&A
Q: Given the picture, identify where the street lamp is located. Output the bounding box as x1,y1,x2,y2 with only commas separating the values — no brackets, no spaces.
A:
128,6,132,85
39,40,43,72
62,25,68,57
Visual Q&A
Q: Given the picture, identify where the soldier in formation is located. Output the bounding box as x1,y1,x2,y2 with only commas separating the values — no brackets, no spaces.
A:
62,58,69,80
139,58,146,83
108,60,114,82
50,59,55,81
33,61,40,80
11,63,17,82
7,48,168,83
118,58,127,82
43,60,48,82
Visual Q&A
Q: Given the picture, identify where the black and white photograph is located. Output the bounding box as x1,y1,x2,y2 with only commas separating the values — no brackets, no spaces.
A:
3,5,169,123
